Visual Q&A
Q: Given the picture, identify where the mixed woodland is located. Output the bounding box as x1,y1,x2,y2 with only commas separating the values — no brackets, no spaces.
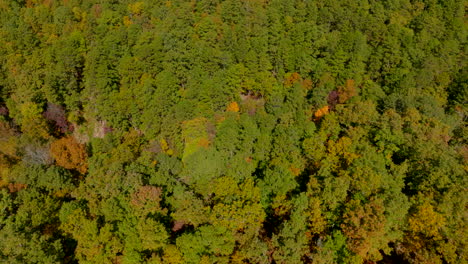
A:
0,0,467,263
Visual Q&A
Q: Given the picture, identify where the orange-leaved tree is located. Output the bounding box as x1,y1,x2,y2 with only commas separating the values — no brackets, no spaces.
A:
226,101,239,112
50,136,87,174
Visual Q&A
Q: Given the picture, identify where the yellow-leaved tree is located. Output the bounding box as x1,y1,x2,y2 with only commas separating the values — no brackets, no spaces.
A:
18,102,50,140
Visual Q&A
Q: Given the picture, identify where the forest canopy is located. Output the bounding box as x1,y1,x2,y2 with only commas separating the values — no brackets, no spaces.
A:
0,0,466,263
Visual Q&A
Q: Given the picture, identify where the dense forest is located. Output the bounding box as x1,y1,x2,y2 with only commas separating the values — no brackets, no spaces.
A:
0,0,466,263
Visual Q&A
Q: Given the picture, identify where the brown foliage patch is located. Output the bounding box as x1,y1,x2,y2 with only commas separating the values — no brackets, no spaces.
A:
131,186,166,216
338,79,357,103
8,183,27,193
172,220,185,232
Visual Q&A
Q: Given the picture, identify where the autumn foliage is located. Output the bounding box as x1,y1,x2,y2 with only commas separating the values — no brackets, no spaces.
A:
338,79,357,103
43,103,72,133
283,72,302,87
314,105,329,120
226,101,239,112
0,0,466,263
50,136,87,174
341,198,387,261
131,186,166,216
